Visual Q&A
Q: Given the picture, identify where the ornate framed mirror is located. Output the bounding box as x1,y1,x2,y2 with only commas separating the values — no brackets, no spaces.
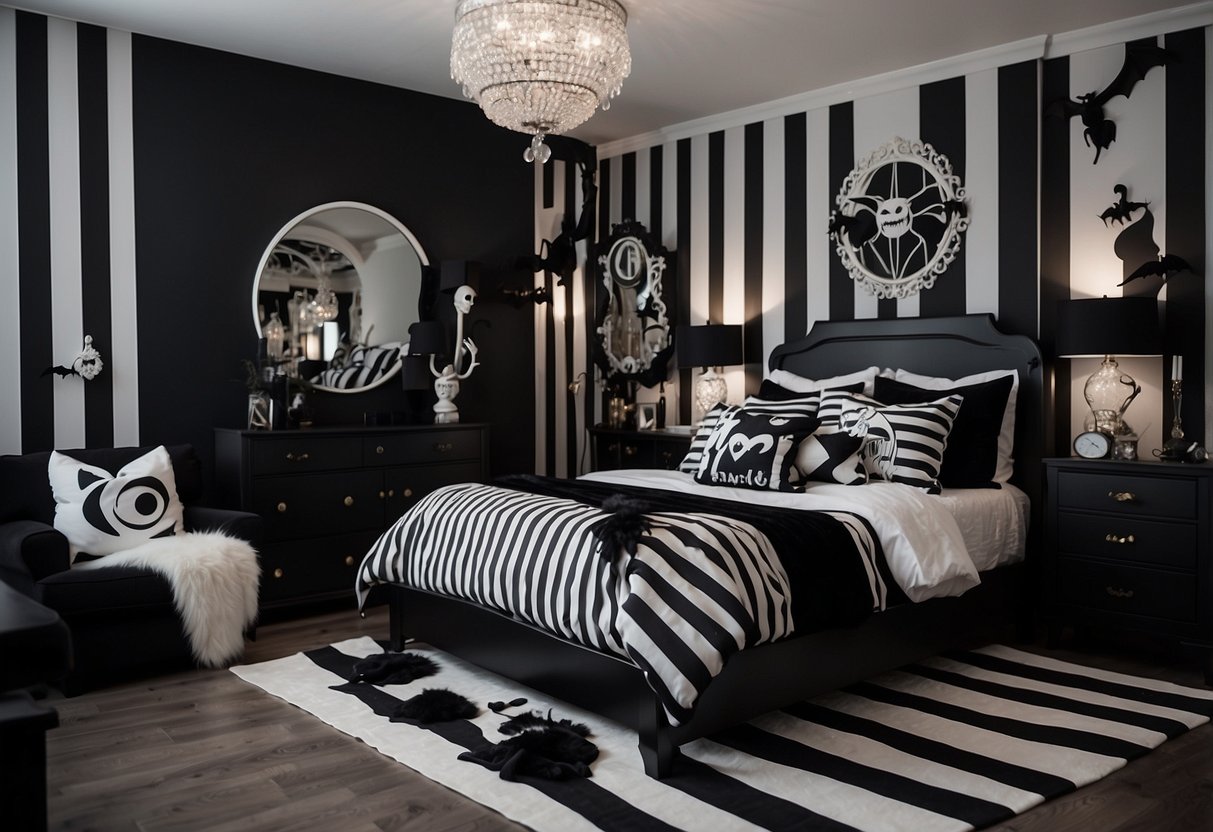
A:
252,201,429,394
593,220,674,388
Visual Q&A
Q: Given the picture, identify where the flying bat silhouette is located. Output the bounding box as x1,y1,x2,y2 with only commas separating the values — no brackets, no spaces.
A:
1118,254,1194,287
827,208,878,247
1100,183,1149,226
1046,42,1177,164
516,159,597,288
41,364,78,379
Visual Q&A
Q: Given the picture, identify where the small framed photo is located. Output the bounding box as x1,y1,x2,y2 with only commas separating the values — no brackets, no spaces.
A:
637,403,657,430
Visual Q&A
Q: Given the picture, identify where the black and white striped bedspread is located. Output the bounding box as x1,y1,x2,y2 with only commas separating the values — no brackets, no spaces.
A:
356,482,881,725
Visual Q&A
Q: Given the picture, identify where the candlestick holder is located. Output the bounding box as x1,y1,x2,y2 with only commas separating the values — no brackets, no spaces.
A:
1157,378,1188,462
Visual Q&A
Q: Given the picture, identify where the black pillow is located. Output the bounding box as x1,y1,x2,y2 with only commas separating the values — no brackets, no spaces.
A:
757,378,864,401
694,410,813,492
873,375,1014,488
796,431,867,485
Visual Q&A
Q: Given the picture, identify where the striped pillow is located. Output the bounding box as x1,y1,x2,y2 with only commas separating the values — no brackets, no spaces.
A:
678,403,739,474
817,390,963,493
742,392,823,422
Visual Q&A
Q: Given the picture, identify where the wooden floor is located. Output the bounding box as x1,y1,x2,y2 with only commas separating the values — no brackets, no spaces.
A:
43,607,1211,832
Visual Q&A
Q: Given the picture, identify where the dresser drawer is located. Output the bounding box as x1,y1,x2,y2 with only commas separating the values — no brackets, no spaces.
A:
1057,559,1197,623
1056,512,1196,569
1055,470,1197,520
383,461,485,523
364,430,481,467
259,531,380,605
251,436,363,475
253,470,385,539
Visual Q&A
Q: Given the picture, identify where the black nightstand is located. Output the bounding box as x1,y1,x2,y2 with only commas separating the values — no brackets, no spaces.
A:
1043,457,1213,683
589,426,692,472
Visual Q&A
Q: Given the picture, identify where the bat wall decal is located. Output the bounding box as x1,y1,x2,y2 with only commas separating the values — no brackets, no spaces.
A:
1099,183,1148,226
1046,41,1177,164
1118,253,1194,288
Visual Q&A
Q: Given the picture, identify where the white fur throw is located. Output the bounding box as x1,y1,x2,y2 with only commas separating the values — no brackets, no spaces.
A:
74,531,260,667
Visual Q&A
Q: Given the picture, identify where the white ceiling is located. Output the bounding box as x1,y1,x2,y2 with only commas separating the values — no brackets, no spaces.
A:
7,0,1203,145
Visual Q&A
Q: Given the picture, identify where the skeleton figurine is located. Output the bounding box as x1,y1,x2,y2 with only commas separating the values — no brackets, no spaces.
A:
427,284,480,424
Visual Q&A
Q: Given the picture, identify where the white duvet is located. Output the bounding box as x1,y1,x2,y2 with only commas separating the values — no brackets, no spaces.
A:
581,469,987,603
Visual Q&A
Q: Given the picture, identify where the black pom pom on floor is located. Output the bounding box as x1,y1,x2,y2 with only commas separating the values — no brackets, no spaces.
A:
347,652,439,686
390,688,478,724
458,710,599,781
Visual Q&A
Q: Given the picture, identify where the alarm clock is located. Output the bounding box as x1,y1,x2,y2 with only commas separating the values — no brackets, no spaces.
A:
1074,430,1113,459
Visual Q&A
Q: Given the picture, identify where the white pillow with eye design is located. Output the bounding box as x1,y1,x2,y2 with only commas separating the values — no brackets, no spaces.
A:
48,445,185,562
767,366,885,396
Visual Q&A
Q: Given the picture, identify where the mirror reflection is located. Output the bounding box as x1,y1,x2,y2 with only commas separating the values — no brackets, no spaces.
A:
252,202,427,393
594,220,674,388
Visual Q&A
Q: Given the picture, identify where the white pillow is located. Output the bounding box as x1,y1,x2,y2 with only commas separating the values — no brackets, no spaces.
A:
49,446,185,562
767,366,885,396
893,368,1019,483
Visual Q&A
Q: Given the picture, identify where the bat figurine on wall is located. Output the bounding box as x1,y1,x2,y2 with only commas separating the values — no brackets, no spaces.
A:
41,364,79,379
1099,184,1149,226
1118,253,1194,288
1047,41,1177,164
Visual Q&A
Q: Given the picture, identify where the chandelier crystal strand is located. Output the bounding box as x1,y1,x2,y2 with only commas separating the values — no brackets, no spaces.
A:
451,0,630,163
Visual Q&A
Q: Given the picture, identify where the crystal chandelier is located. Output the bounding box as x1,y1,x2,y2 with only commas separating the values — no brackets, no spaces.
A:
450,0,631,163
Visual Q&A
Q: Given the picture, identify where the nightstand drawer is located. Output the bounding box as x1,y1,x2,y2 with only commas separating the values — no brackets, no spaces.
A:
1056,470,1197,520
363,430,481,466
251,436,363,474
1057,559,1196,623
1057,513,1196,569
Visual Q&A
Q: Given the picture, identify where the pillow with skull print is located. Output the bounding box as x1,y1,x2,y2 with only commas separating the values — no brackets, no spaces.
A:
48,445,185,562
694,409,815,492
816,390,963,493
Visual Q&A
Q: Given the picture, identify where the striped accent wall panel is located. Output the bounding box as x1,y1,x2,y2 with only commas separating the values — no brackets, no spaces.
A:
533,59,1041,473
2,10,139,455
1041,30,1208,457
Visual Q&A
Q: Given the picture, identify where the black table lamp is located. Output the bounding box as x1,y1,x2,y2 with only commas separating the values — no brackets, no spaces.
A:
1056,297,1162,436
676,324,743,418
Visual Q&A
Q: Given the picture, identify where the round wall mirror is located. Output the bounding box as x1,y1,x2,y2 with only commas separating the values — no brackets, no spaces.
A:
252,201,428,394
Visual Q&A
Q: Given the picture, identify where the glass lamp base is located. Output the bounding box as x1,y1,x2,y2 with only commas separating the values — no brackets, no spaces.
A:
695,370,728,418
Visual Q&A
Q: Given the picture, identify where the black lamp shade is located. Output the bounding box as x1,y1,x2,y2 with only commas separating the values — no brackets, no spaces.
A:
676,324,744,368
1055,297,1163,357
440,260,481,294
408,321,447,356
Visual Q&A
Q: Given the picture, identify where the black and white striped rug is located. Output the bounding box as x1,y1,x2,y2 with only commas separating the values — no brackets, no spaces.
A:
232,637,1213,831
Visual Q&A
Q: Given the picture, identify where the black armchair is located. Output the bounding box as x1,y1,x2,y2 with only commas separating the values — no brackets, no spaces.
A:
0,445,262,695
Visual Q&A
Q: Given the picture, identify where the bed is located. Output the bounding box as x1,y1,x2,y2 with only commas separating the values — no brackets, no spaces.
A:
367,313,1044,778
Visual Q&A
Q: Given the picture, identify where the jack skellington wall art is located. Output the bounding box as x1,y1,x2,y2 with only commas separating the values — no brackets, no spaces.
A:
829,137,968,299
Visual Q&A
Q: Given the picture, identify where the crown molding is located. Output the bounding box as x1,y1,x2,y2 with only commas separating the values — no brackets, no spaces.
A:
597,2,1213,160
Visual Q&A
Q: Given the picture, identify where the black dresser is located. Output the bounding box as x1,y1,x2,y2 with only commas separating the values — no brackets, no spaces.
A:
215,424,489,613
1043,457,1212,682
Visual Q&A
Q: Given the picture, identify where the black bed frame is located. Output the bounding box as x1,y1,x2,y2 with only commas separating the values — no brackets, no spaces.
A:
389,314,1045,778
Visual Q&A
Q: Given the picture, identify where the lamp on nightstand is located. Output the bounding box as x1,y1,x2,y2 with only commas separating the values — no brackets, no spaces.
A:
1056,296,1162,438
676,323,743,419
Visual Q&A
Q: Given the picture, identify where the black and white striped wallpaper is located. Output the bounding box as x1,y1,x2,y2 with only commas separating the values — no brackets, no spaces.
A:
1,10,139,455
534,12,1212,476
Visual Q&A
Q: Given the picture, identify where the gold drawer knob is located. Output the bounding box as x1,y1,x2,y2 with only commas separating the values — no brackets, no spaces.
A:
343,495,354,507
434,442,453,453
272,568,284,579
344,555,355,567
387,488,395,497
276,501,287,513
1105,586,1134,599
1108,491,1136,502
376,445,385,455
285,452,310,462
1104,533,1136,544
378,490,385,499
623,445,637,457
403,488,413,498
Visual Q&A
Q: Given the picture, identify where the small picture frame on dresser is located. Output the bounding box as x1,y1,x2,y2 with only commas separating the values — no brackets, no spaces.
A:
637,404,657,430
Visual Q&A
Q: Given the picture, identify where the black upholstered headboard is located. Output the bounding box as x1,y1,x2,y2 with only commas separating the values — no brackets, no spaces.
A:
768,314,1044,550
